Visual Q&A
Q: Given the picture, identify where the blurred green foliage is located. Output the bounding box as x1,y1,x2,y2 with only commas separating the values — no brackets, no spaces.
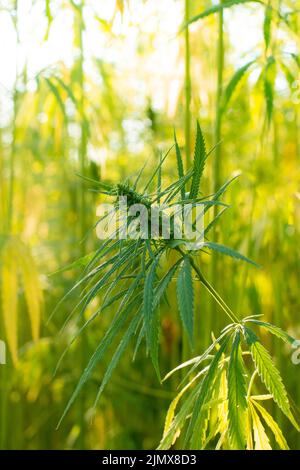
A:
0,0,299,449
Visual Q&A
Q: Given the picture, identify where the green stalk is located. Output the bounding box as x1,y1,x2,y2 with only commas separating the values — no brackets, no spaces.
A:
77,0,88,449
191,261,239,324
213,0,224,198
177,248,239,324
8,0,19,234
184,0,191,170
295,12,300,162
0,0,19,450
210,1,224,332
180,0,192,397
272,0,282,429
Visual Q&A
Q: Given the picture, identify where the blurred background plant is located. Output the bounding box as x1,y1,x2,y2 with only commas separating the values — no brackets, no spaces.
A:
0,0,299,449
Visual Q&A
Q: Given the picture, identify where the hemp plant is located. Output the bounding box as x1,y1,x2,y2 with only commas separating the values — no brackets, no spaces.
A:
59,122,298,449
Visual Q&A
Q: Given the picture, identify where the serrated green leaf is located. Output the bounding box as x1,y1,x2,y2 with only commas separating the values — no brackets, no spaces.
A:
57,294,141,427
249,402,272,450
177,257,194,348
186,337,230,448
174,130,185,200
252,399,289,450
246,320,295,345
201,241,260,267
189,121,206,199
158,383,199,450
245,327,299,431
227,330,247,449
153,260,180,309
93,311,142,407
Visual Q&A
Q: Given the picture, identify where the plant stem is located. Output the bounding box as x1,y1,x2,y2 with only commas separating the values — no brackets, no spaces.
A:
213,0,224,198
179,0,192,396
247,369,258,399
77,0,88,449
177,248,239,324
192,262,239,324
184,0,191,170
1,0,19,449
211,0,225,327
8,0,19,235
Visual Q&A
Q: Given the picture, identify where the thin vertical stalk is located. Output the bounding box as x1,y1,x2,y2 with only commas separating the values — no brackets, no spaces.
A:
213,0,224,204
1,0,19,450
8,0,19,234
184,0,191,170
272,0,283,429
211,1,224,328
77,0,88,449
180,0,192,404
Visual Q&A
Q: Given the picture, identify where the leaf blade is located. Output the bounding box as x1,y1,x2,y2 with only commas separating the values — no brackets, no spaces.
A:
227,330,248,449
176,257,194,348
189,121,206,199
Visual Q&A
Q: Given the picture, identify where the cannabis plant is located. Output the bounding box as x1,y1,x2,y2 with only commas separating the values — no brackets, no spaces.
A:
60,122,298,448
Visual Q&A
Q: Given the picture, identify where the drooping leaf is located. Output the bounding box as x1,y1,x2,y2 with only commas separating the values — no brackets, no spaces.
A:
143,256,160,378
227,330,247,449
249,402,272,450
252,399,289,450
158,382,200,449
58,294,142,427
176,257,194,348
246,407,254,450
93,311,142,407
163,376,198,439
186,337,230,448
245,327,299,430
153,260,181,309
